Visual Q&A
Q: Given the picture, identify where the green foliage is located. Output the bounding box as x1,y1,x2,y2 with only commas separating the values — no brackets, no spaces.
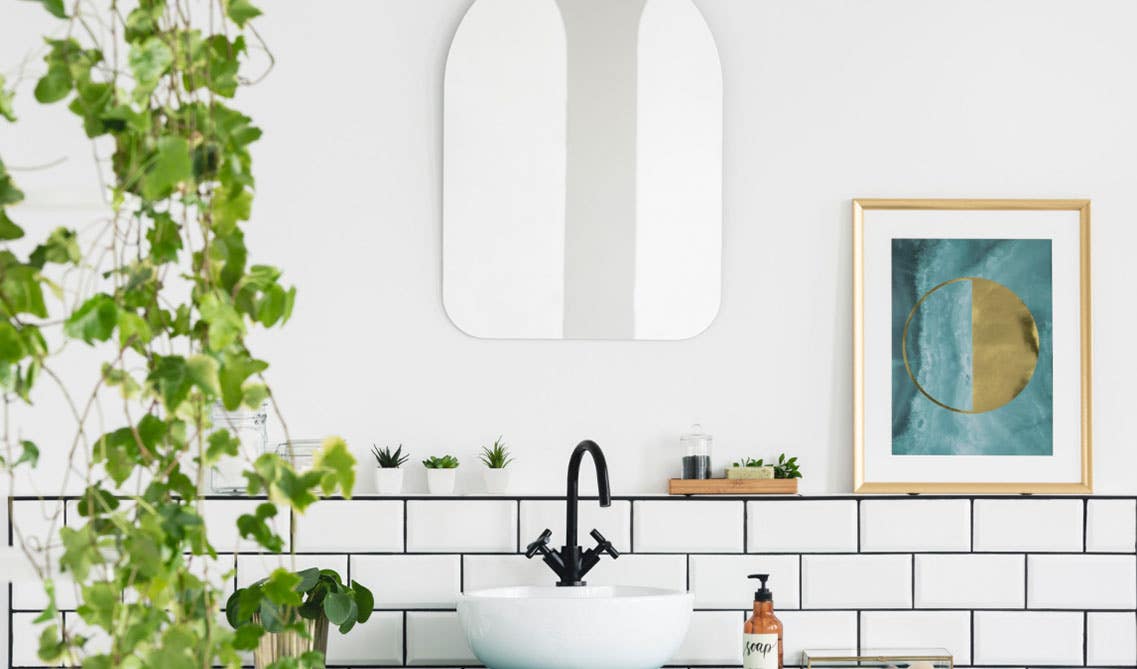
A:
371,443,409,469
772,453,801,479
731,454,802,479
478,436,514,469
422,455,459,469
0,1,365,667
226,568,374,636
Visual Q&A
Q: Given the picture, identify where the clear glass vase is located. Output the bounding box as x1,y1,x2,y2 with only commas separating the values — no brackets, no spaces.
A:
208,401,268,494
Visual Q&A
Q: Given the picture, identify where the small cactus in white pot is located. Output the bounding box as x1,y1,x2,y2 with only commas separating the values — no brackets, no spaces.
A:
423,455,460,494
480,436,514,494
371,444,409,495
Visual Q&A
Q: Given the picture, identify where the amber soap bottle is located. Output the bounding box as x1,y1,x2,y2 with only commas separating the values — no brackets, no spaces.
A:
743,574,783,669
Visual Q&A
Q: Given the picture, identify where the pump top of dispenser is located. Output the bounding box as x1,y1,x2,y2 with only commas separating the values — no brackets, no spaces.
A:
748,573,772,602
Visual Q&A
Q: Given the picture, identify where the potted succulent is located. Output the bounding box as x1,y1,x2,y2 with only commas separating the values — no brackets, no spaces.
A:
423,455,460,494
479,436,515,494
371,444,409,495
227,567,374,668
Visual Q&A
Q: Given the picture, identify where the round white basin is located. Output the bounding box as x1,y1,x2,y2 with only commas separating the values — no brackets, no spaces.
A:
457,585,693,669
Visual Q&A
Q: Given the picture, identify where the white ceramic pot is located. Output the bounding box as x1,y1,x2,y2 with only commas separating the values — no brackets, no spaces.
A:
374,468,403,495
426,468,457,495
483,468,510,494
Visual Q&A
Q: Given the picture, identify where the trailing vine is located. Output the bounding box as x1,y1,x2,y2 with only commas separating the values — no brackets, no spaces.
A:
1,1,354,667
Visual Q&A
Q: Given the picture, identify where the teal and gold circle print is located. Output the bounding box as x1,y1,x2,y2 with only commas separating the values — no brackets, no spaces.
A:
902,277,1040,414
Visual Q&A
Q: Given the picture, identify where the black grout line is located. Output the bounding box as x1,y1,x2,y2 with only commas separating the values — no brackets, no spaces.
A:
969,609,975,665
514,499,521,553
797,553,803,609
402,499,408,553
742,501,748,553
629,499,635,553
970,498,975,551
1084,498,1089,553
910,553,916,608
1023,554,1029,609
1083,609,1088,665
856,498,862,552
401,610,407,667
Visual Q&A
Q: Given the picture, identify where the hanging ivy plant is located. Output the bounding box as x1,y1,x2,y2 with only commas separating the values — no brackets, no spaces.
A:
0,2,357,667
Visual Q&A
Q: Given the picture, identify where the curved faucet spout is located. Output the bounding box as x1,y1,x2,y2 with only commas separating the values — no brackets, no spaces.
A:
566,440,611,550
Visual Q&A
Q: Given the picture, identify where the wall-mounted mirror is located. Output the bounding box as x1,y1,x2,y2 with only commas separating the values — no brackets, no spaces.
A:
443,0,722,340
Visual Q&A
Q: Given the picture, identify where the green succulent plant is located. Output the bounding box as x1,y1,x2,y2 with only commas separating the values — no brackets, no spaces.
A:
371,444,409,469
423,455,459,469
479,436,514,469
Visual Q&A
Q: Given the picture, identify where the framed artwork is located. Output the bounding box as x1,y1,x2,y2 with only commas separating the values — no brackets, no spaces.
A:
853,199,1092,493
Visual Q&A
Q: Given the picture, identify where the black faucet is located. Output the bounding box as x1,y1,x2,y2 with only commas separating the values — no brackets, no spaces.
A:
524,440,620,586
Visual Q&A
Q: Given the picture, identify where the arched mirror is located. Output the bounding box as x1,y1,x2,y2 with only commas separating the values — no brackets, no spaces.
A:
443,0,723,340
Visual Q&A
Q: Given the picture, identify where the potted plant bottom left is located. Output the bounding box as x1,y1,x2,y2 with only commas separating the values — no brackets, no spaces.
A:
227,567,374,668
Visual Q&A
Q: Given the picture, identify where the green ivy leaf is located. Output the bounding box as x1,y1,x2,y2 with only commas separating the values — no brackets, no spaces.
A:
148,355,193,411
36,624,65,663
64,293,119,344
23,0,67,19
146,213,182,263
129,37,174,100
141,136,192,201
225,0,262,27
33,65,71,103
186,354,221,398
313,436,356,499
263,568,303,607
0,210,21,241
231,622,264,650
0,321,23,364
199,292,245,351
29,227,80,267
76,484,119,517
16,440,39,467
218,351,268,410
0,74,16,123
77,581,119,631
117,310,153,348
236,502,283,552
0,160,25,206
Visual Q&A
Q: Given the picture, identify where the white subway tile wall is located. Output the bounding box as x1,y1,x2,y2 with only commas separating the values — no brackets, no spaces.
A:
689,554,801,609
293,499,404,552
1027,553,1137,609
748,500,857,553
801,554,912,609
351,554,461,608
860,610,972,664
973,499,1083,552
1086,611,1137,666
7,495,1137,668
973,611,1084,666
860,499,971,552
634,500,744,552
1086,499,1137,552
406,500,517,552
914,554,1025,609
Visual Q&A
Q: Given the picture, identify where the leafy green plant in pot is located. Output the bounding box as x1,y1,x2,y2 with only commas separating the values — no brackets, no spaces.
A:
226,567,374,667
480,436,514,494
423,454,459,494
371,444,409,495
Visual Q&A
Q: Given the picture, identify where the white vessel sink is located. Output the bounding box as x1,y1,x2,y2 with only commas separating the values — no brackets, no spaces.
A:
457,585,693,669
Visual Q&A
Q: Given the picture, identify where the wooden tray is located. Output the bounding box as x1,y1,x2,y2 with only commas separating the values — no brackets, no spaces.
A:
668,478,799,495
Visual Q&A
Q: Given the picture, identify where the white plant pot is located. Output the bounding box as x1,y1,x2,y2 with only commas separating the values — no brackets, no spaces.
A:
374,468,403,495
483,468,511,494
426,468,457,495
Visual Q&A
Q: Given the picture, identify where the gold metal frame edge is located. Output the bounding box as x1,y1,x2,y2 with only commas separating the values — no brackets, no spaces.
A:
851,198,1092,495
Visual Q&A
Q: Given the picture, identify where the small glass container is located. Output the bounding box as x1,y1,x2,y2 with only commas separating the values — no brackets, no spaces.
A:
680,424,713,479
276,439,323,472
208,401,268,494
803,648,953,669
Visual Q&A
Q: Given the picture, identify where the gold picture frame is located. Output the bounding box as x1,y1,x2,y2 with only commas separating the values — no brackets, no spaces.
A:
853,199,1092,493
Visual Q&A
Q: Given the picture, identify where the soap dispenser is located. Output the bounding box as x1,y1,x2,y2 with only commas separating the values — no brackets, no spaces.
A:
743,574,783,669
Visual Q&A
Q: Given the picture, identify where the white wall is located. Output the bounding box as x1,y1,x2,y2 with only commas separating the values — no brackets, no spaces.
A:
1,0,1136,500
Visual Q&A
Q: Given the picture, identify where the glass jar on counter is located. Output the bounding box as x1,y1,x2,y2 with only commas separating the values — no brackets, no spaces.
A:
680,424,713,479
276,439,323,472
208,401,268,494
